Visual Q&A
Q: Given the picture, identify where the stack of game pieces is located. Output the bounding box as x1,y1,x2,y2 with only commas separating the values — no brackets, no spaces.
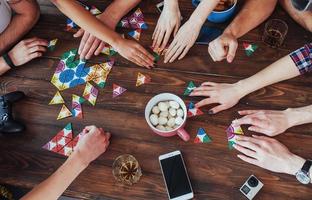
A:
226,122,244,149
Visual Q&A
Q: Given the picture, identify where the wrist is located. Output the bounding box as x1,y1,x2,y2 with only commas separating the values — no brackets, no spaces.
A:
233,80,250,99
70,150,90,170
164,0,179,9
285,154,305,175
0,56,11,71
284,107,312,128
223,26,238,39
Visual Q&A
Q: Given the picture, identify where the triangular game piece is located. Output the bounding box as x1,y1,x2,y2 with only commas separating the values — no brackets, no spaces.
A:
90,5,101,15
83,82,98,106
152,52,160,62
136,72,151,87
128,29,141,41
226,123,244,150
65,18,77,32
72,94,85,118
49,91,65,105
187,102,204,118
57,105,72,120
113,84,127,98
183,81,196,96
194,128,212,143
243,42,258,56
48,39,58,51
226,123,244,135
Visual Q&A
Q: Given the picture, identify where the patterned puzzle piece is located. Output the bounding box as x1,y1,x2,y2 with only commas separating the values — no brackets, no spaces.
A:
194,128,212,143
113,84,127,98
243,42,258,56
183,81,196,96
117,8,148,30
136,72,151,87
87,60,114,88
57,105,72,120
227,123,244,149
128,29,141,41
49,91,65,105
72,94,85,118
65,18,78,32
187,102,204,118
90,6,101,15
83,82,98,106
48,39,58,51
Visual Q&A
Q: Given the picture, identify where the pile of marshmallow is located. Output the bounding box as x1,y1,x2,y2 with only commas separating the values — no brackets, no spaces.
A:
149,100,184,131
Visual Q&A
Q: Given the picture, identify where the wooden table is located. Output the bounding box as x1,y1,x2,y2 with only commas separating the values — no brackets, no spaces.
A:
0,0,311,199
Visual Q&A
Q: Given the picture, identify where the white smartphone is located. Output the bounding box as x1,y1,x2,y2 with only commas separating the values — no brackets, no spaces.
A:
159,150,194,200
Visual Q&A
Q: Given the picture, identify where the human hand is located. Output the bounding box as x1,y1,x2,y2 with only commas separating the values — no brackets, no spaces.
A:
113,38,155,69
74,13,117,60
74,125,111,166
232,109,293,136
152,1,181,52
208,32,238,63
234,135,305,175
164,19,201,63
190,81,244,114
8,37,48,66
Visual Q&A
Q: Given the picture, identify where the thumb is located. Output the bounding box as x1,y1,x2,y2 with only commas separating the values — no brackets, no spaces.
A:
226,40,238,63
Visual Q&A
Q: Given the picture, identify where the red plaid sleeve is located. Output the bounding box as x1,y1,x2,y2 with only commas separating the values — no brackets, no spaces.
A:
289,43,312,74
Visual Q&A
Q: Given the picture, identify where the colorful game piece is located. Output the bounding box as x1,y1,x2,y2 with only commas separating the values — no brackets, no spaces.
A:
128,29,141,41
71,94,85,118
83,82,98,106
113,84,127,98
183,81,196,96
117,18,131,28
226,123,244,149
136,72,151,87
117,8,148,30
42,123,73,156
49,91,65,105
187,101,204,118
152,52,160,62
48,39,58,51
57,105,72,120
65,18,77,32
194,128,212,143
90,5,101,15
243,42,258,56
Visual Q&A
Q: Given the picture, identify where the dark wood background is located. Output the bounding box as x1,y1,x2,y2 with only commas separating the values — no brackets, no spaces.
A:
0,0,311,199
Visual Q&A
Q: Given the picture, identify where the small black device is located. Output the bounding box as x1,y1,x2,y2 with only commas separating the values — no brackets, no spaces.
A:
240,175,263,200
159,151,194,200
296,160,312,184
0,91,25,134
156,1,164,13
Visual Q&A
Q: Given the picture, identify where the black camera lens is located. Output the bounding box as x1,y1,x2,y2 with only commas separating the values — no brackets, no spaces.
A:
248,176,259,187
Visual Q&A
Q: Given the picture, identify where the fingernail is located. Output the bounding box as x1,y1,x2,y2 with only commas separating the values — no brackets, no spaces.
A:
208,110,214,114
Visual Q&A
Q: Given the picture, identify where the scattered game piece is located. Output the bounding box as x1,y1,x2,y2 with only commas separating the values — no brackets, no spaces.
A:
187,102,204,118
113,84,127,98
152,52,160,62
71,94,85,118
90,5,101,15
183,81,196,96
65,18,77,32
243,42,258,56
83,82,98,106
42,123,74,156
87,61,114,88
49,91,65,105
194,128,212,143
226,123,244,149
117,18,131,28
57,105,72,120
136,72,151,87
48,39,58,51
128,29,141,41
117,8,148,30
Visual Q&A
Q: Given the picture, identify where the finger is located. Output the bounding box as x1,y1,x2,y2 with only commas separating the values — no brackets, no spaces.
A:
233,144,257,158
164,42,179,63
78,31,90,55
27,39,49,48
201,82,217,86
155,28,165,50
238,110,261,116
248,126,271,135
212,41,227,61
94,42,106,56
234,116,268,128
80,35,96,60
73,28,84,38
132,56,150,69
210,104,227,114
235,140,261,152
252,134,272,141
86,39,101,59
236,135,263,146
173,22,180,37
28,46,47,54
192,86,214,92
164,39,178,62
237,154,258,166
84,125,97,132
169,45,186,63
28,52,43,60
134,53,152,69
160,28,172,51
195,98,216,108
137,45,154,65
189,90,212,97
152,25,160,47
208,45,218,62
226,40,238,63
24,37,41,44
105,132,111,140
178,45,191,60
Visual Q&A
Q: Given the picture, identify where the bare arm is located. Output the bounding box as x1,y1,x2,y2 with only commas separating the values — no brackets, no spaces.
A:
225,0,278,38
0,0,40,54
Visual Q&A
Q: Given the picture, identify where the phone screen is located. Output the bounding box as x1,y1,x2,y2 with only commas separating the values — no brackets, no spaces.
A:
160,154,192,199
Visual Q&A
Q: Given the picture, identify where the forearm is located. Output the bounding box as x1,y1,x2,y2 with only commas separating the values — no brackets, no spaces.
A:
0,56,11,75
21,152,88,200
189,0,220,28
51,0,121,46
235,55,300,98
224,0,277,38
99,0,141,26
285,105,312,128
